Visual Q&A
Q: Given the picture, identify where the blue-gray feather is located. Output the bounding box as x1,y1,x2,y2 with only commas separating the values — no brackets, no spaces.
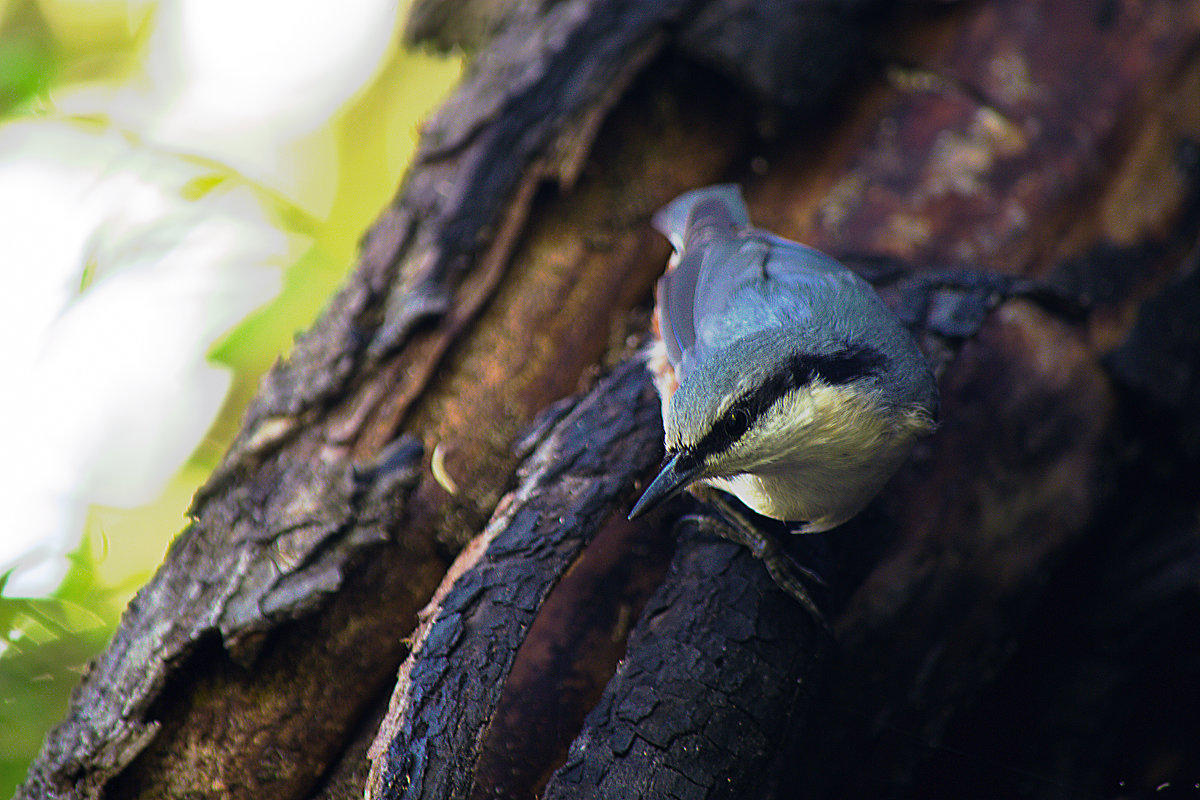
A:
653,185,937,424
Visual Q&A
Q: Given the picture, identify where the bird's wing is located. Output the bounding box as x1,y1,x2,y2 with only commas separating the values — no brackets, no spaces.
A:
654,186,884,380
689,233,880,360
754,234,876,309
656,247,701,367
653,185,750,376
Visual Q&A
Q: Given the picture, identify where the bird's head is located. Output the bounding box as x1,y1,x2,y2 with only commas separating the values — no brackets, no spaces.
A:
628,328,895,520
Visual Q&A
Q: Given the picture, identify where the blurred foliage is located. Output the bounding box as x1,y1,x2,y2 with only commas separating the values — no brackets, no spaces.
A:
0,0,462,793
1,544,120,792
0,27,54,110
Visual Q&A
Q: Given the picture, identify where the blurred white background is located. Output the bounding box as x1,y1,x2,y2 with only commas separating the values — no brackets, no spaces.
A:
0,0,460,789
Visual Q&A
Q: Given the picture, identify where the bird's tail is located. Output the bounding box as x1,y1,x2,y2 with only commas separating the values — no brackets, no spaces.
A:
651,184,749,250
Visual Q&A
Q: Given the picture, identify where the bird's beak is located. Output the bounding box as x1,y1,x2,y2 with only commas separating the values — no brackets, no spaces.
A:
627,451,704,520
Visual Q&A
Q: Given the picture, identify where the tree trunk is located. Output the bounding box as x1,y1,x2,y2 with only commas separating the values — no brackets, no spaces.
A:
19,0,1200,798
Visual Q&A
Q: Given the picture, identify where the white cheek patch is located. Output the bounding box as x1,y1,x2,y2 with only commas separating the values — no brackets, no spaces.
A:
713,382,891,475
700,383,934,525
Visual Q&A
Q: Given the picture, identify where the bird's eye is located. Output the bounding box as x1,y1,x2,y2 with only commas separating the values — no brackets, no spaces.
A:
720,407,752,441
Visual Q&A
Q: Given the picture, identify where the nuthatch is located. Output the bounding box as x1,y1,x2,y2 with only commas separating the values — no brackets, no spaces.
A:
629,185,938,585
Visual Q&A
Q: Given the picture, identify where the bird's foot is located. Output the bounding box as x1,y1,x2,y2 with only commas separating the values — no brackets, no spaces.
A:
683,491,828,627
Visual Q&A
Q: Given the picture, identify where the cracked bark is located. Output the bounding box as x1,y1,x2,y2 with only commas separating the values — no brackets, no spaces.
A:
17,0,1200,799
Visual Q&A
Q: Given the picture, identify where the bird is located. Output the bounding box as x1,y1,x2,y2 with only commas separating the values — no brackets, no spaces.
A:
627,184,938,603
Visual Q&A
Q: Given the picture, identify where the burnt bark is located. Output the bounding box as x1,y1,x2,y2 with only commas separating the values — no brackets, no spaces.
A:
18,0,1200,799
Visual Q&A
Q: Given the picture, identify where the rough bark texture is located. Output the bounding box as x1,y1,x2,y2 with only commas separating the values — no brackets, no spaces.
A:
18,0,1200,798
365,361,671,800
540,523,828,800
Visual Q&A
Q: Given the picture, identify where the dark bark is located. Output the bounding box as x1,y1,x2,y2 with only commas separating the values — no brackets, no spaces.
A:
540,522,828,800
18,0,1200,798
365,361,670,800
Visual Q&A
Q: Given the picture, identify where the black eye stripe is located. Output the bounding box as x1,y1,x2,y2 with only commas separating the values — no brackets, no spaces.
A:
687,344,886,462
801,346,887,386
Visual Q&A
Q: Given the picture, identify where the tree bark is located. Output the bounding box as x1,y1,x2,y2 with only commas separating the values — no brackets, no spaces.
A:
19,0,1200,798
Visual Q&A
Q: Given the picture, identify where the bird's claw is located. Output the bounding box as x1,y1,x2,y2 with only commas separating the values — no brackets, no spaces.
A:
680,495,829,629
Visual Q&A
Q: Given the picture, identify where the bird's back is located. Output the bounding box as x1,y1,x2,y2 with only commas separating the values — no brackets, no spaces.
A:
653,185,927,410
